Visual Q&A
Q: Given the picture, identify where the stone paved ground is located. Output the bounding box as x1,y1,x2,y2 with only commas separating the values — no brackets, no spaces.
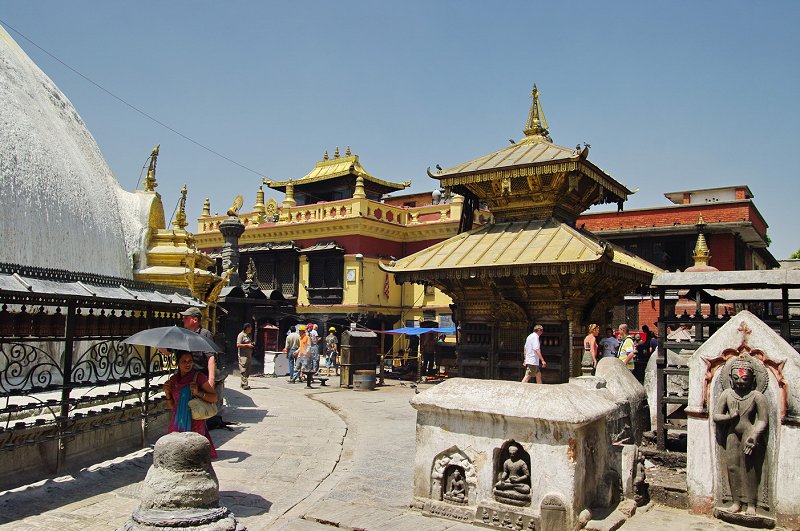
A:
0,376,764,530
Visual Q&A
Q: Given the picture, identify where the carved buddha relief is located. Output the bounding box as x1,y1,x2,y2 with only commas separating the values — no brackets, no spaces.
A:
493,441,532,506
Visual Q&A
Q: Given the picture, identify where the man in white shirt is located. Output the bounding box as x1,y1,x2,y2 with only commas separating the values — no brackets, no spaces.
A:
598,327,620,359
521,324,546,384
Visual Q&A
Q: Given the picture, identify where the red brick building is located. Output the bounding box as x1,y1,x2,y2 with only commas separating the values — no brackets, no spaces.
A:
577,185,779,329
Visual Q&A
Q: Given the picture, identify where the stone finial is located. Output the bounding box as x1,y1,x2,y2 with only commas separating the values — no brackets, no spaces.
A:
143,144,160,191
172,184,188,230
353,174,366,199
253,185,266,214
202,197,211,217
345,145,352,156
323,150,329,161
123,432,240,530
523,84,552,142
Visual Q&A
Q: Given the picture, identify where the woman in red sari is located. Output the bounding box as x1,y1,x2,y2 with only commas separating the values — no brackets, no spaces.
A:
163,351,218,458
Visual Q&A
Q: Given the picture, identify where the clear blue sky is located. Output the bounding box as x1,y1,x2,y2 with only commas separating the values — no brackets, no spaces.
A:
4,1,799,259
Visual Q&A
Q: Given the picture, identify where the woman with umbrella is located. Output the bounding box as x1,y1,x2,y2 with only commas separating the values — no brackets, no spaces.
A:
164,351,218,457
123,317,224,457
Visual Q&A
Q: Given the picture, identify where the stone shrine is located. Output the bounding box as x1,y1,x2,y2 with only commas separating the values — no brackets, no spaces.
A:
410,378,629,530
686,310,800,529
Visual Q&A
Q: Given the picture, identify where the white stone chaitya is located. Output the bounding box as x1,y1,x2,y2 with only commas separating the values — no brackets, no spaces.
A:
686,311,800,528
410,378,621,530
0,26,154,278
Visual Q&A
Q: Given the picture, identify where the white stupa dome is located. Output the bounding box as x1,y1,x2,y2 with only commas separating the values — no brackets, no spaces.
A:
0,25,156,278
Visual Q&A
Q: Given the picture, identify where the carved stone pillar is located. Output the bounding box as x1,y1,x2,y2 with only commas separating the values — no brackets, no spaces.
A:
218,217,245,287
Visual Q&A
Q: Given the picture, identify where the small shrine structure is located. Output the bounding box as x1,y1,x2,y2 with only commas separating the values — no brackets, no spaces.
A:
382,85,661,381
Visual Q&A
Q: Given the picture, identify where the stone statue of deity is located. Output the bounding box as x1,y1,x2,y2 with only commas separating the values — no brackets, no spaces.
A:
493,443,531,506
443,467,466,503
712,357,769,517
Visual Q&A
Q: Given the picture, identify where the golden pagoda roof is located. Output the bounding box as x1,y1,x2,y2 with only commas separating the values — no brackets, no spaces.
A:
429,85,633,208
381,218,661,281
265,148,409,194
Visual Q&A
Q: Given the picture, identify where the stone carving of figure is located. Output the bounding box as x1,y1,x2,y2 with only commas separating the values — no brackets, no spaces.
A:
712,358,769,516
443,468,466,503
493,444,531,506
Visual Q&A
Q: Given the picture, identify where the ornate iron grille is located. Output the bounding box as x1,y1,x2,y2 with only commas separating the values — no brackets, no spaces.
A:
0,263,196,473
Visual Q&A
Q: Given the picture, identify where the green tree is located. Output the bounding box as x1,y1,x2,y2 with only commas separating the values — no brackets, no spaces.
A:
791,248,800,259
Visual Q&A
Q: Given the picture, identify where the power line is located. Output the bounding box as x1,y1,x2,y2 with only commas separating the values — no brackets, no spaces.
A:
0,18,267,179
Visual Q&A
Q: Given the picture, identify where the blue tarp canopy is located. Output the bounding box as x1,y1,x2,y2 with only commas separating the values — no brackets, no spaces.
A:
375,327,457,335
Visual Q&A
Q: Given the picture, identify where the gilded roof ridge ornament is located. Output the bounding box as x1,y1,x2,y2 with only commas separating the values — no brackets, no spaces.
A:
323,150,329,161
345,145,352,156
143,144,160,191
523,84,552,142
334,146,340,158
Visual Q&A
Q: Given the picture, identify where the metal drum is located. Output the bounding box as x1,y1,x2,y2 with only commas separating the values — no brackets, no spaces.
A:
352,369,376,391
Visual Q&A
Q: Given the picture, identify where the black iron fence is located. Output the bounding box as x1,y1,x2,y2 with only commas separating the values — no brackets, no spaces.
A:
0,263,203,479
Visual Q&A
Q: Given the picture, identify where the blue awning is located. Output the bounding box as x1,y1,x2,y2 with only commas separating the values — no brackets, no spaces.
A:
375,327,457,336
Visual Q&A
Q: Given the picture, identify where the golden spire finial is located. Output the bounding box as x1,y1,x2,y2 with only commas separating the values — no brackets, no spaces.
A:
693,216,711,266
202,197,211,217
323,150,329,161
345,145,352,156
253,185,266,214
523,84,552,142
334,146,340,158
143,144,160,191
353,173,366,199
173,184,188,230
283,179,296,208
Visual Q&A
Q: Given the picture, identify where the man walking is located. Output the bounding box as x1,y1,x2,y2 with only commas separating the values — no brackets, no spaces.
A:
617,324,637,371
325,326,339,375
290,325,311,384
309,323,321,373
236,322,253,390
521,324,546,384
284,325,299,381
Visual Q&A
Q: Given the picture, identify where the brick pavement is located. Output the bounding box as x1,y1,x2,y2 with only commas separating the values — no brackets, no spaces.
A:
0,376,763,530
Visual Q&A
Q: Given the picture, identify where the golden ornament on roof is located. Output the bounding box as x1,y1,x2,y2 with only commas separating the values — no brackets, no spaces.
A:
227,194,244,216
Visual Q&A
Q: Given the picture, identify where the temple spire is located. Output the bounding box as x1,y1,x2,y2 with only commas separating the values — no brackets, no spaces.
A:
693,215,711,267
202,197,211,217
143,144,160,191
523,84,552,142
172,184,188,230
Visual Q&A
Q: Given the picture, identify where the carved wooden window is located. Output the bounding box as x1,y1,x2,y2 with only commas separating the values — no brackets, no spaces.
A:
249,252,297,298
307,252,344,304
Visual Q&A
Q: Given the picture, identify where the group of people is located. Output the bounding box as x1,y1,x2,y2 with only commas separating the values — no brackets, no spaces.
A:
163,310,344,456
584,322,658,372
521,321,659,384
283,323,339,387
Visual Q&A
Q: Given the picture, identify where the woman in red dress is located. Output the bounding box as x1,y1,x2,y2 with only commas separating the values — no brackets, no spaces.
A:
163,351,218,457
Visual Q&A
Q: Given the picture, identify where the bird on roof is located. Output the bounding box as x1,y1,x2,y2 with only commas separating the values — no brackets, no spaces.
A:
436,164,443,171
509,139,516,144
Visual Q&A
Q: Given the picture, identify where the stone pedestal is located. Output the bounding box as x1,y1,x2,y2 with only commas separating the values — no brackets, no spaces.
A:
686,311,800,529
410,378,620,530
122,432,242,530
219,218,245,287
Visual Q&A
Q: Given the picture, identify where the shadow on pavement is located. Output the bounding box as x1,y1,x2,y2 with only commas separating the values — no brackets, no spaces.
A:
215,449,251,463
219,490,272,517
0,449,152,522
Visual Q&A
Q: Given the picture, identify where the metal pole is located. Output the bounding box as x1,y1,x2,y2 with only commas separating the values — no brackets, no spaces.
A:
656,289,666,451
57,302,76,473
